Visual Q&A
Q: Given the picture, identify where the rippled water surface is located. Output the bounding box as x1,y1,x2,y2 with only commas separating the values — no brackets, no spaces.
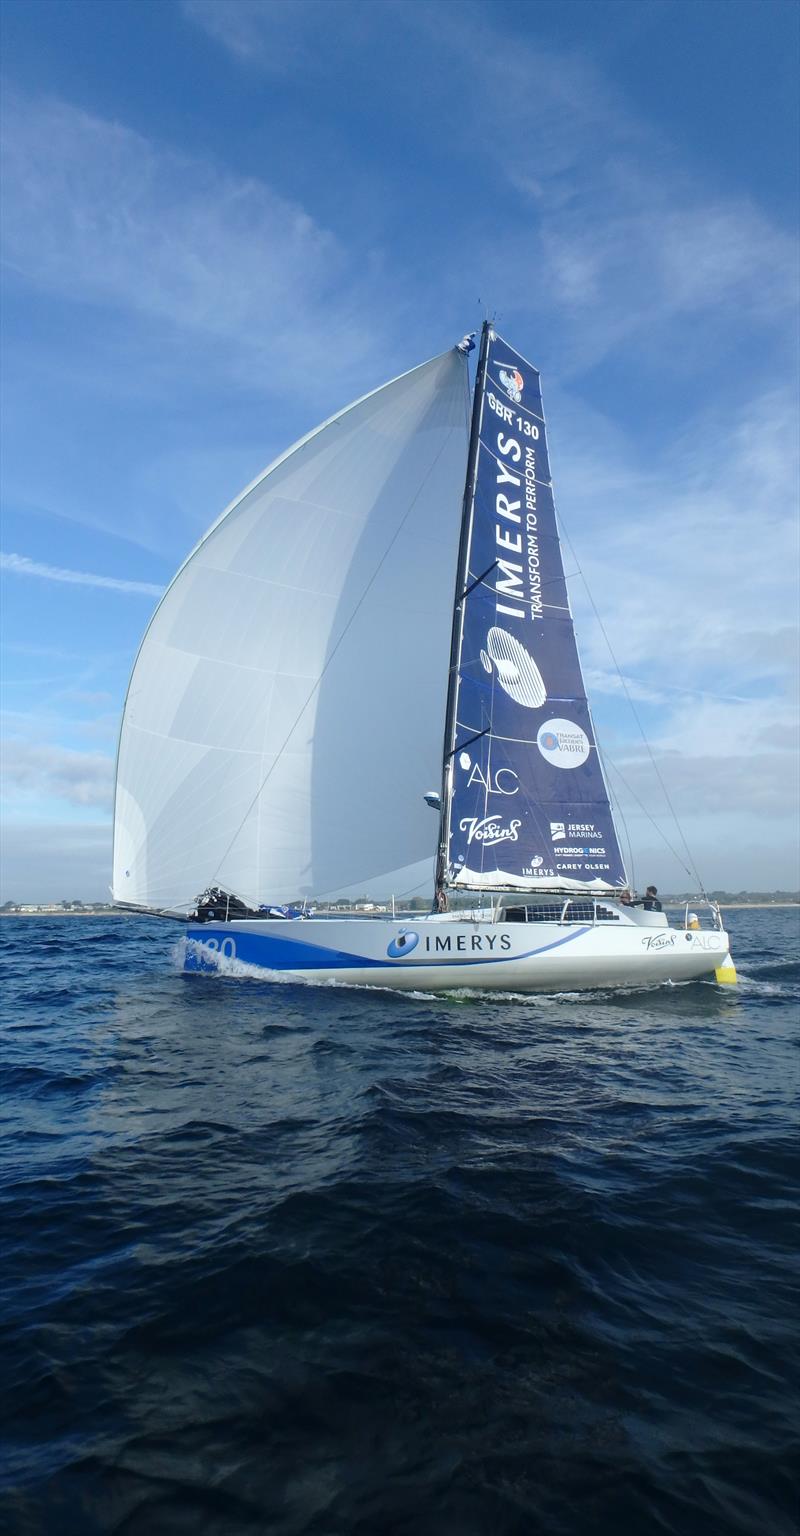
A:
1,908,798,1535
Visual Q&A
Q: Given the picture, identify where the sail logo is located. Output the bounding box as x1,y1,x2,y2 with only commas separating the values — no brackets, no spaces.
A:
459,751,519,796
468,764,519,796
498,365,524,403
688,932,723,951
550,822,566,841
387,930,419,958
537,718,591,769
480,627,546,708
460,815,522,847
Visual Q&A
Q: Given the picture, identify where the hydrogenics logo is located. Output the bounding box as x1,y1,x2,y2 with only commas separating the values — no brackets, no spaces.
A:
550,821,566,841
498,364,524,403
537,718,591,769
480,627,546,709
387,930,419,958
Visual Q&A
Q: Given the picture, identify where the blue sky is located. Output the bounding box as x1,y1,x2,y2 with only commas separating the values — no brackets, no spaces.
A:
1,0,798,900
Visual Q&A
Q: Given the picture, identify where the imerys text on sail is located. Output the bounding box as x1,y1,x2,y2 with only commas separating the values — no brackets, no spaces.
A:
486,393,543,622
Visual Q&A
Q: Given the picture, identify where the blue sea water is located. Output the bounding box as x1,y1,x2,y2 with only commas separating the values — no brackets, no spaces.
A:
1,907,798,1536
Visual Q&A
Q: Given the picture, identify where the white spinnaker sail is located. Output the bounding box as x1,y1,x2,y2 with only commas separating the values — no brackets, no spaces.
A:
112,350,469,910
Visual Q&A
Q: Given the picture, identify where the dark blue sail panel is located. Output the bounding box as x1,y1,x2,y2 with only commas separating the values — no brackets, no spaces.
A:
445,330,627,892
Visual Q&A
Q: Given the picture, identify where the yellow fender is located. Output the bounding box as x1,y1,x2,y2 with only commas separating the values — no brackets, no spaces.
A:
715,952,738,985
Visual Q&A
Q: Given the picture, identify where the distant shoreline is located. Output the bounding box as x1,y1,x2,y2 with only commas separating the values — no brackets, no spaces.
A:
0,909,133,918
1,902,798,918
712,903,799,910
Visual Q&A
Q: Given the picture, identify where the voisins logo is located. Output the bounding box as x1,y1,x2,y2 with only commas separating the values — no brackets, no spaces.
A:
459,815,522,848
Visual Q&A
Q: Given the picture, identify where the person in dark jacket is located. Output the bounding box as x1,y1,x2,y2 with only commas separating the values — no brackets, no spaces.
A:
627,885,662,911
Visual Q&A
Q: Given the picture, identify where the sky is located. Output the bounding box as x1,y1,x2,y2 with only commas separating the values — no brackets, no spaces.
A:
1,0,798,902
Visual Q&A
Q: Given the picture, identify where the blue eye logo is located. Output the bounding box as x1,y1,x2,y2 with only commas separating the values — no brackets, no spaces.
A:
387,930,419,958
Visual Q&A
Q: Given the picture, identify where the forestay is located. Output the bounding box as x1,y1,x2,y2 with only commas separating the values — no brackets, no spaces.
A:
443,329,627,893
113,349,469,910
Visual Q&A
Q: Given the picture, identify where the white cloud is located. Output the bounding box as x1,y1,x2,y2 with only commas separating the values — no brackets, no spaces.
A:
60,689,114,707
600,686,799,897
1,552,163,598
0,821,112,903
531,193,797,372
582,669,768,709
181,0,314,66
642,694,798,766
392,5,798,377
556,385,800,692
3,642,95,659
2,741,114,808
0,89,385,399
554,378,800,880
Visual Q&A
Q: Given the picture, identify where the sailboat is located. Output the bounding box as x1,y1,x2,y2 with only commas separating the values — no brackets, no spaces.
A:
112,323,735,991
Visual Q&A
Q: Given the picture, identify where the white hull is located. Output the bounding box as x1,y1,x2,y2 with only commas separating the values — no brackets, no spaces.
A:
184,909,732,992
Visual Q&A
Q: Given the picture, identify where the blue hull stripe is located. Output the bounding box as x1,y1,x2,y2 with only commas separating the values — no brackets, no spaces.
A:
185,925,590,972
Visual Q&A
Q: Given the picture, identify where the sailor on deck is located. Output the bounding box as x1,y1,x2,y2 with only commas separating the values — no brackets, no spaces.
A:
623,886,662,911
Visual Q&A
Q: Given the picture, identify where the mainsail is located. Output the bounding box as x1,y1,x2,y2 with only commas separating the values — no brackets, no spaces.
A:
113,349,469,910
441,326,627,893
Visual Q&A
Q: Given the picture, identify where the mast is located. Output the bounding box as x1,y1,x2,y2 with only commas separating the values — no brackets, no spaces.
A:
435,320,492,904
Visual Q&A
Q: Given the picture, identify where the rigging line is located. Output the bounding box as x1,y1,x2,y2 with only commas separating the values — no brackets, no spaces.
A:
209,423,464,889
605,760,636,893
316,872,429,903
461,560,498,601
461,567,579,598
587,669,754,706
615,787,636,895
555,515,706,897
604,755,697,885
393,873,438,901
593,713,635,889
447,725,491,760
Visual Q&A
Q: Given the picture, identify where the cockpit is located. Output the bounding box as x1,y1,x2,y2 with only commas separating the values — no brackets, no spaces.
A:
502,900,624,925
